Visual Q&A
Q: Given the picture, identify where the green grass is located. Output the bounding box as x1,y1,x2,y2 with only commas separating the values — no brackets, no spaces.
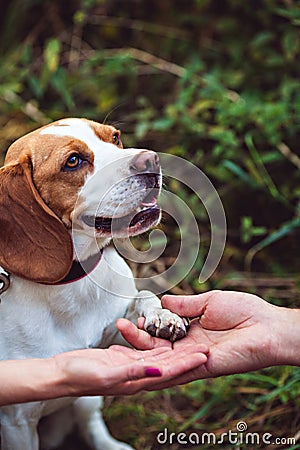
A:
103,366,300,449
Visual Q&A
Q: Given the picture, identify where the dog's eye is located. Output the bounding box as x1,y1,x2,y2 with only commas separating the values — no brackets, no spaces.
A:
112,132,121,147
64,154,83,171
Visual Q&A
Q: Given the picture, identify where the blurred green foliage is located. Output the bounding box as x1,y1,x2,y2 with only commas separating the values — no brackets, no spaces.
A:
0,0,300,290
0,1,300,448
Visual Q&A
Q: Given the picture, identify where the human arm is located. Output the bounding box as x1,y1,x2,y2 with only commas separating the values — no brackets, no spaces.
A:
0,344,208,406
117,290,300,387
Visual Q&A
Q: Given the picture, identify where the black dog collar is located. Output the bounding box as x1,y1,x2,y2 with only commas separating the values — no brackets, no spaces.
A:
51,250,103,285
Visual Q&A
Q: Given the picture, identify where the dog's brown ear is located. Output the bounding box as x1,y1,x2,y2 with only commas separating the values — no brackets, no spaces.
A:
0,159,73,283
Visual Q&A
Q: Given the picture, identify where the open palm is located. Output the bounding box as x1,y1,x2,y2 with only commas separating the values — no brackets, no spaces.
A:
53,343,208,396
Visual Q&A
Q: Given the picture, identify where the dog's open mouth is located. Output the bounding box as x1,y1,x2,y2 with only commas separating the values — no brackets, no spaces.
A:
82,187,161,236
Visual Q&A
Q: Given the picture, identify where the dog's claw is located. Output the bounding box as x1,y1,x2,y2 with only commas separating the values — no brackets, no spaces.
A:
146,323,157,337
157,325,172,340
144,309,189,342
169,327,186,342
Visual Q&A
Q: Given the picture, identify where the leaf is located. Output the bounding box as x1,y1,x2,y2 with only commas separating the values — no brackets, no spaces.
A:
222,160,258,188
39,38,61,93
135,122,149,139
27,75,43,99
274,6,300,25
153,117,173,131
44,38,61,73
51,68,74,110
246,216,300,269
282,30,299,61
245,132,282,201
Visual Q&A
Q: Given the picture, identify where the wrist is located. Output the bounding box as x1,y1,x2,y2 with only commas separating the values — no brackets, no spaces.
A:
0,357,65,406
23,357,66,402
16,357,70,403
273,307,300,366
47,354,76,398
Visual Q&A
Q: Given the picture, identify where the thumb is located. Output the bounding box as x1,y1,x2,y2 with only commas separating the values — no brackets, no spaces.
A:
161,291,218,317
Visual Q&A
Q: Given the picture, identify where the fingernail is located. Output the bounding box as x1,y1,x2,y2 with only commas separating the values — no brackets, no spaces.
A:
145,367,162,377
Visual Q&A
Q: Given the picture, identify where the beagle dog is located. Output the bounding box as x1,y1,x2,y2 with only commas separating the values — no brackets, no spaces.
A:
0,118,188,450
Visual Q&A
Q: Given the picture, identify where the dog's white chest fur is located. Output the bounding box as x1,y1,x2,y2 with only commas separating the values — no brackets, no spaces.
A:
0,247,135,357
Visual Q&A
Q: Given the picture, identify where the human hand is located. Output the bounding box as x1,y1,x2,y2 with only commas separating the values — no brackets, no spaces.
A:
52,343,208,397
0,343,208,406
117,290,300,388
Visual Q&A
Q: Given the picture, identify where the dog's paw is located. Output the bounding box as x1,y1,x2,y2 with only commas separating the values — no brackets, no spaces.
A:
144,308,190,342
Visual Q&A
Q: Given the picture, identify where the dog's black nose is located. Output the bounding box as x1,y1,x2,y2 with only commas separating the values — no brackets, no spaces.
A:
130,151,160,173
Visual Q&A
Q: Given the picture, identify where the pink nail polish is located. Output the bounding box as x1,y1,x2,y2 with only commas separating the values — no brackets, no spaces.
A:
145,367,161,377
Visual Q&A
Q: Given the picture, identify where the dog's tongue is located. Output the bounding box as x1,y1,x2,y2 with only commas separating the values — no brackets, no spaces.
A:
129,206,159,227
93,205,159,231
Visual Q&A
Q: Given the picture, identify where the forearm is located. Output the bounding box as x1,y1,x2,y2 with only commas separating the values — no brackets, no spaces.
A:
0,357,64,406
274,307,300,366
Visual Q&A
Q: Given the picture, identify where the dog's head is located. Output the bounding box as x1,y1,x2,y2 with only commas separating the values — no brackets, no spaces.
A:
0,118,161,283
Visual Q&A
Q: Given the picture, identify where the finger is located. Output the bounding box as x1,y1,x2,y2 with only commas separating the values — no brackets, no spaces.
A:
145,366,210,390
116,318,171,350
103,348,198,392
143,347,214,391
137,317,145,329
109,345,209,379
144,345,209,367
105,361,163,389
123,348,208,394
109,345,174,359
161,291,220,317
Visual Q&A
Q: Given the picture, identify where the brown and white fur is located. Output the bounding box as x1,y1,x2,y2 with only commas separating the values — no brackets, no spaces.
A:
0,118,187,450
